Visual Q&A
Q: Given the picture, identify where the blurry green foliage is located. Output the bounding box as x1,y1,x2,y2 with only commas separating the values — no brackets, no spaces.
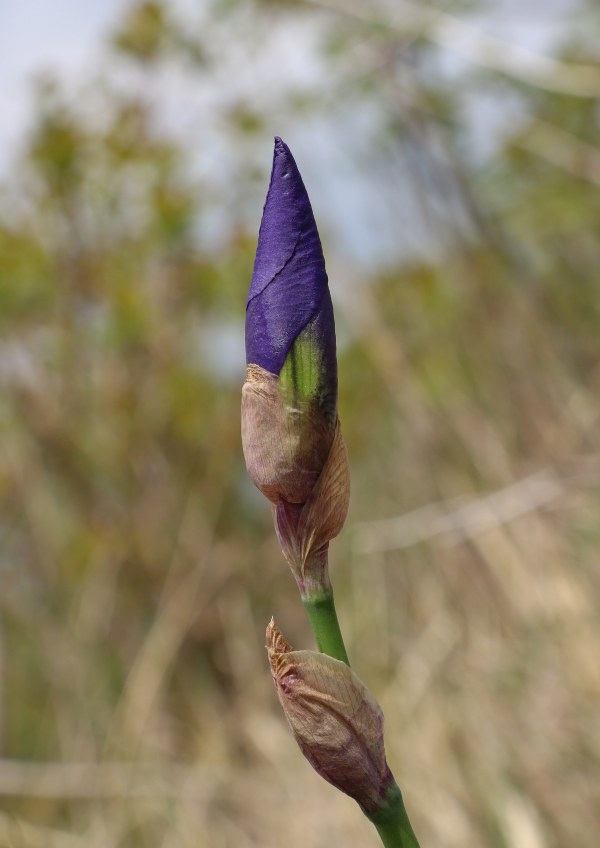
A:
112,1,205,66
113,1,170,61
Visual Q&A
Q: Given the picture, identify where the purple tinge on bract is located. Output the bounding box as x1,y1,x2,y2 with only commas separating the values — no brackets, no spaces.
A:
246,137,335,375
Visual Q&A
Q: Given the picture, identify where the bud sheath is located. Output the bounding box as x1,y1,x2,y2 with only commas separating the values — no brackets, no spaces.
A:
266,619,394,815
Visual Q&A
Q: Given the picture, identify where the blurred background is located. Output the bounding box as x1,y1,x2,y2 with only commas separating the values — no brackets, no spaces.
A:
1,1,599,846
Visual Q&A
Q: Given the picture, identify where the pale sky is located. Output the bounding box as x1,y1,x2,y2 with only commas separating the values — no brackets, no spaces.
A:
0,0,123,168
0,0,584,266
0,0,579,170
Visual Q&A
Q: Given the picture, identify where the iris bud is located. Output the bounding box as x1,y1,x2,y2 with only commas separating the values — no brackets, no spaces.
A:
266,618,394,815
242,138,349,595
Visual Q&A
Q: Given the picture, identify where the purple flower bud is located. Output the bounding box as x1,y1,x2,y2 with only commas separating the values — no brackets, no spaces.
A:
242,139,349,595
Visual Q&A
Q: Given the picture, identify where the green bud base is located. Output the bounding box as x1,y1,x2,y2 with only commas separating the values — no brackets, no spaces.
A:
367,782,421,848
302,591,349,665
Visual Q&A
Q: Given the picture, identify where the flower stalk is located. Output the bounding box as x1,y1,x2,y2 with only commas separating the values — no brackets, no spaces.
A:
367,783,421,848
301,586,349,665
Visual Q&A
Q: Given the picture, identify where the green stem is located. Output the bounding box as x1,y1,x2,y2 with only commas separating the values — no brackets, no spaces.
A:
302,591,349,665
367,782,421,848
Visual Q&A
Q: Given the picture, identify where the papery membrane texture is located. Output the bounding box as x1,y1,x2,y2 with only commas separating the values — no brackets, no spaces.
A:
267,620,392,814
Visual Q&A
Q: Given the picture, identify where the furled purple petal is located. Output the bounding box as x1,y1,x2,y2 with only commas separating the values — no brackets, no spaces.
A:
246,137,336,376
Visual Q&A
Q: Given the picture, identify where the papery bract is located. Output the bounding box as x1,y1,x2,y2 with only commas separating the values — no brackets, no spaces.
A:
266,619,393,815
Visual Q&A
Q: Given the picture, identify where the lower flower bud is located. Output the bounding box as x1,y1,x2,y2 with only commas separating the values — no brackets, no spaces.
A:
266,619,393,815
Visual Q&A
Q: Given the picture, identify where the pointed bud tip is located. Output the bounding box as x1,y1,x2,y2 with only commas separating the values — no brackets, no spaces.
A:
273,136,292,162
265,616,277,648
266,618,294,656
